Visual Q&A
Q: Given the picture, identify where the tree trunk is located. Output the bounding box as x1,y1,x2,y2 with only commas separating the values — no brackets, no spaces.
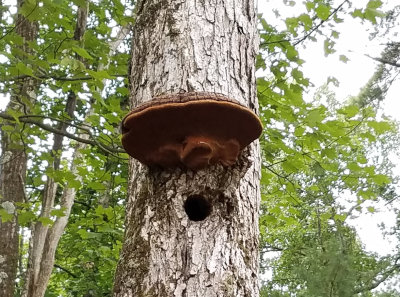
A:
0,1,38,295
21,3,88,296
113,0,260,296
21,3,129,296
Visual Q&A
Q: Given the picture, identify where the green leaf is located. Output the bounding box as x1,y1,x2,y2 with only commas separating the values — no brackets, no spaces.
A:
1,125,15,132
78,229,102,239
286,46,299,61
321,148,337,159
367,0,382,9
372,174,390,185
365,8,385,24
339,54,349,63
6,108,24,122
312,162,325,176
323,39,336,56
333,213,347,222
0,209,13,222
78,229,89,239
16,62,35,77
282,216,298,226
285,17,299,35
347,162,361,172
367,120,392,134
19,0,37,18
337,105,359,118
262,215,278,224
88,181,106,190
72,0,87,5
299,14,313,31
315,4,330,20
294,126,305,137
286,1,295,7
291,68,307,85
358,189,377,200
352,9,364,19
320,212,332,221
50,208,67,218
360,131,376,142
60,57,73,67
305,109,323,126
357,156,367,164
68,178,82,189
72,46,93,60
38,216,54,226
305,1,314,12
87,69,115,80
331,31,339,39
309,185,320,192
18,210,36,225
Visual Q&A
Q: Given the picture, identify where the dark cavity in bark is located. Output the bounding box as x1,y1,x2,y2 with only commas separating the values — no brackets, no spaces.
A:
184,194,212,221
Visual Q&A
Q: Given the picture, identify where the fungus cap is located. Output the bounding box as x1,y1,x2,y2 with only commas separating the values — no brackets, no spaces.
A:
121,92,262,169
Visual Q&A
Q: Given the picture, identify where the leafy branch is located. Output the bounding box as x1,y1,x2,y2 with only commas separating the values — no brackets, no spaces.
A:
261,0,350,47
352,255,400,294
54,264,78,278
1,73,128,82
366,54,400,67
293,0,349,46
0,112,126,156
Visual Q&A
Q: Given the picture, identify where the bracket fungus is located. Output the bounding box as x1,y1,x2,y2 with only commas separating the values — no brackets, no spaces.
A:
121,92,262,170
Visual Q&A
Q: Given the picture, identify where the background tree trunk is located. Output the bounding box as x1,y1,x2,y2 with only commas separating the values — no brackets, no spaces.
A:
0,1,38,295
20,3,129,296
21,3,88,296
113,0,260,296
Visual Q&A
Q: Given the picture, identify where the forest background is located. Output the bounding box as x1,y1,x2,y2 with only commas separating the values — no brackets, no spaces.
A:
0,0,399,296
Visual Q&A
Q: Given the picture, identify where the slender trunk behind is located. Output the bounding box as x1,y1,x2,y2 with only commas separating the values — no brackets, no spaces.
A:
22,3,88,296
21,4,130,296
0,2,38,295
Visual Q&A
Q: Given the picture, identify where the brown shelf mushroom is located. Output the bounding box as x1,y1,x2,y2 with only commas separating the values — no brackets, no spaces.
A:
121,92,262,170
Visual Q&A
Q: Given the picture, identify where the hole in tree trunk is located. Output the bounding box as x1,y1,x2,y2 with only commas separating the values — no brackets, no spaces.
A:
184,194,212,221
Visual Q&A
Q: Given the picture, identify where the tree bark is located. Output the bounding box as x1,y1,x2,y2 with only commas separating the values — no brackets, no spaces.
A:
0,1,38,295
113,0,260,296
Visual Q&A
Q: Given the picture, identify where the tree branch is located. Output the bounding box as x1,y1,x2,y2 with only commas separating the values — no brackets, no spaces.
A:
352,257,400,294
294,0,349,46
1,73,128,82
73,199,92,209
54,264,78,278
366,55,400,68
261,0,349,47
0,112,126,156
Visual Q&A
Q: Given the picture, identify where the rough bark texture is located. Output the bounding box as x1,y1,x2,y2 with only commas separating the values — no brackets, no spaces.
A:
0,1,38,295
113,0,260,296
0,133,28,297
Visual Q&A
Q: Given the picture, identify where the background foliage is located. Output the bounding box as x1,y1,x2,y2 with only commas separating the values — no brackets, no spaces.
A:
0,0,399,296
